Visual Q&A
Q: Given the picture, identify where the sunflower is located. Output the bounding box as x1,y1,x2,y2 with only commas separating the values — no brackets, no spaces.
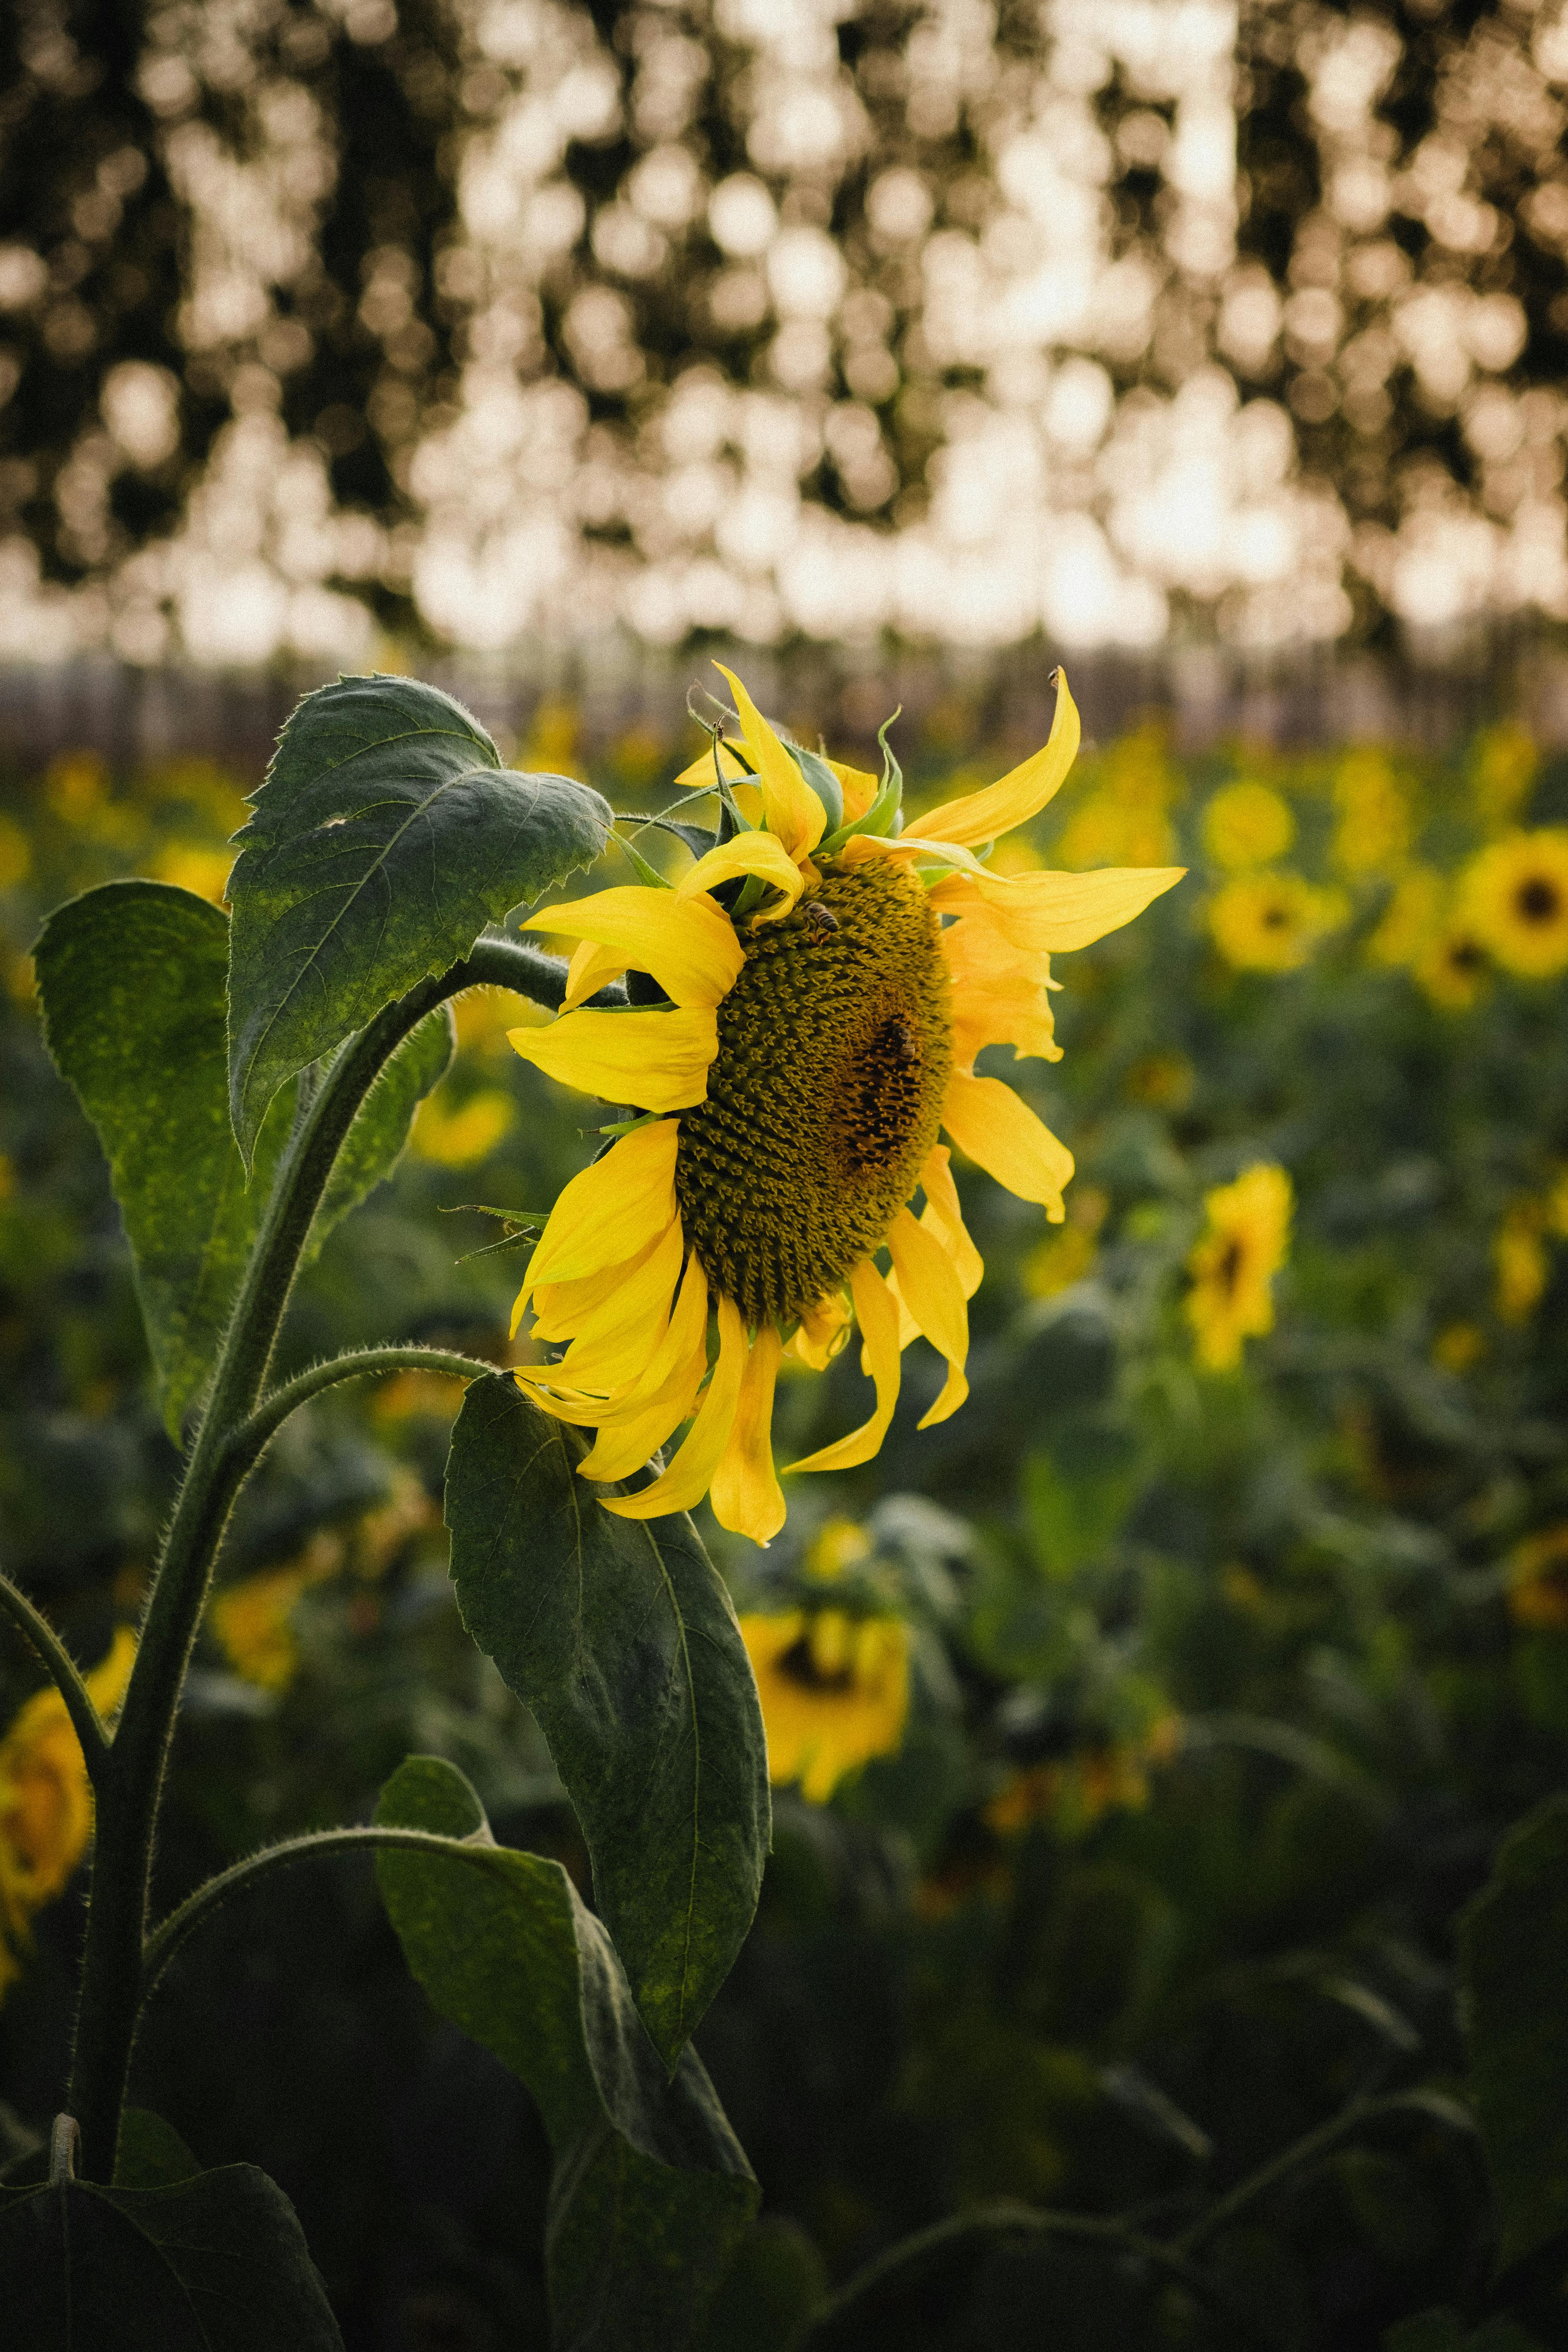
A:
1185,1163,1293,1372
503,666,1182,1540
739,1608,910,1802
1508,1525,1568,1632
1460,829,1568,978
1416,920,1490,1011
1206,872,1346,974
1202,780,1295,872
0,1629,135,1999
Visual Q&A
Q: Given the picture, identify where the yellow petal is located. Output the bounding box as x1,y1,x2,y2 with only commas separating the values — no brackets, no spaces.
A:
886,1206,970,1429
929,866,1185,954
943,1071,1074,1221
516,1118,678,1292
677,828,806,914
710,1325,787,1542
523,1226,659,1343
919,1146,983,1299
565,939,630,1005
542,1217,685,1388
509,1005,716,1114
788,1289,853,1370
946,922,1062,1071
713,664,826,859
787,1259,902,1475
524,886,743,1010
903,668,1082,848
576,1255,711,1479
602,1293,749,1520
673,740,750,790
828,758,881,822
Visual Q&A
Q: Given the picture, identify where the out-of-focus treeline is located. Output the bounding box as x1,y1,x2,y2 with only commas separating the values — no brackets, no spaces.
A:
2,0,1568,664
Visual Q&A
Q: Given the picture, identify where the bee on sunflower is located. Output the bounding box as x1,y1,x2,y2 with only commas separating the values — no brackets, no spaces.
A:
503,666,1182,1542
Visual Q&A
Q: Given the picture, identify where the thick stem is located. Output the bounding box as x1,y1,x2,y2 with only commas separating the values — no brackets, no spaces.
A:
66,934,586,2179
0,1576,110,1784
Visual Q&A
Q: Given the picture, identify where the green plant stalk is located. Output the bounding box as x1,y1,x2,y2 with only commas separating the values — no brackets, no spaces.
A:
66,935,594,2179
0,1574,111,1782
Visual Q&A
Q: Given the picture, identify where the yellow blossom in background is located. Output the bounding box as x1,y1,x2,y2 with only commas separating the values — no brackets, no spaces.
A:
152,842,233,904
805,1517,873,1580
741,1610,910,1802
1507,1526,1568,1632
210,1531,344,1690
1056,723,1177,870
372,1368,468,1424
1368,867,1446,969
1124,1053,1194,1109
1202,780,1295,871
1470,723,1538,831
1432,1322,1486,1374
1460,830,1568,979
45,750,109,818
1494,1204,1550,1325
1023,1184,1108,1300
1207,872,1347,973
611,723,671,787
1186,1163,1293,1372
1331,747,1412,879
522,699,582,773
985,1716,1181,1839
410,1087,516,1167
451,988,529,1059
1416,921,1490,1011
0,1627,136,1999
0,815,30,890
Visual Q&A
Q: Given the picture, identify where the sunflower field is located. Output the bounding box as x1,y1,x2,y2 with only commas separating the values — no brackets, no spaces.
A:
5,680,1568,2351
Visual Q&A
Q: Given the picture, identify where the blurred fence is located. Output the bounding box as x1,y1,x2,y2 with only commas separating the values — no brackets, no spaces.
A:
3,638,1568,779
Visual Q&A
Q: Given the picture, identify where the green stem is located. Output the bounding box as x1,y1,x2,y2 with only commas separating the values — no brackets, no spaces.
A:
226,1345,500,1477
0,1576,110,1785
65,934,580,2180
139,1825,477,2005
1173,2090,1476,2257
806,2200,1270,2349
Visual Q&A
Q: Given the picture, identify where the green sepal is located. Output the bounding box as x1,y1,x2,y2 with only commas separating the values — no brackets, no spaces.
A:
820,709,904,852
791,746,844,837
0,2163,343,2349
374,1754,758,2351
443,1374,769,2070
612,828,675,889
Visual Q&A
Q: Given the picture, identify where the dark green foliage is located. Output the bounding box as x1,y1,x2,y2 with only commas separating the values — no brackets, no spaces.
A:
224,675,609,1163
0,2163,343,2348
445,1373,771,2069
373,1754,758,2351
33,880,451,1435
1460,1796,1568,2274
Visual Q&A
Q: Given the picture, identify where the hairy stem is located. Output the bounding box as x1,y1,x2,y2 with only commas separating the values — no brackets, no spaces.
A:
140,1825,481,2006
65,934,584,2179
228,1346,501,1478
0,1575,110,1785
1174,2090,1477,2257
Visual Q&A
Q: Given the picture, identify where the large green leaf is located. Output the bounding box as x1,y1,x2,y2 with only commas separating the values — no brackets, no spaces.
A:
226,673,610,1163
1460,1794,1568,2272
0,2162,342,2348
374,1754,757,2352
444,1373,770,2068
35,881,452,1436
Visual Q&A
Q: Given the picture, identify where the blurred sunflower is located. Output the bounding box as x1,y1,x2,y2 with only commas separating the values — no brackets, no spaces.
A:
505,667,1182,1540
0,1629,135,1998
1367,866,1445,970
740,1608,909,1801
1202,780,1294,871
1207,872,1346,973
1331,747,1411,879
1185,1163,1293,1372
1416,920,1490,1011
1494,1203,1550,1326
1460,830,1568,978
1507,1525,1568,1632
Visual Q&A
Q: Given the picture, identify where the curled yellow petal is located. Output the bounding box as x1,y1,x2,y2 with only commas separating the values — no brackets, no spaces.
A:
673,739,750,790
516,1118,678,1293
541,1217,684,1389
788,1259,901,1475
828,758,881,822
902,668,1081,849
929,866,1185,954
886,1206,970,1429
602,1293,749,1520
509,1005,716,1114
524,887,743,1010
677,829,806,915
788,1290,853,1371
919,1146,983,1300
710,1325,787,1543
565,939,631,1005
943,1071,1075,1222
576,1255,711,1480
713,663,826,859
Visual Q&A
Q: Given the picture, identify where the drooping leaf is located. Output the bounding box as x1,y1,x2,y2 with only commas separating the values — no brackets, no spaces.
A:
374,1754,757,2352
443,1373,770,2067
1460,1793,1568,2272
0,2162,343,2349
226,673,610,1164
35,883,298,1436
115,2108,201,2190
34,882,453,1436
